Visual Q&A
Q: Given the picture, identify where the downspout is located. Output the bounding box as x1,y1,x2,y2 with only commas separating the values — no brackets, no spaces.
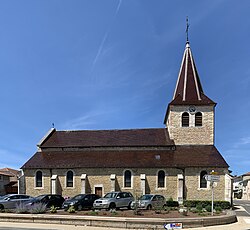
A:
50,169,52,194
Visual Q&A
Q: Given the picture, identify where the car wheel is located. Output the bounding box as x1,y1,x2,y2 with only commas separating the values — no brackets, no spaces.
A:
147,204,152,210
163,204,167,210
127,202,132,210
0,204,4,210
109,203,116,210
77,205,82,211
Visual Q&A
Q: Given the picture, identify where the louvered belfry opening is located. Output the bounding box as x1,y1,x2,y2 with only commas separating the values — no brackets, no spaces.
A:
195,112,202,126
182,112,189,127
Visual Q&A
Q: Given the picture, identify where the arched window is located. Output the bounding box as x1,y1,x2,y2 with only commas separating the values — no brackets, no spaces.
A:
195,112,202,127
158,170,165,188
35,171,42,187
66,170,74,187
182,112,189,127
200,170,207,188
124,170,132,188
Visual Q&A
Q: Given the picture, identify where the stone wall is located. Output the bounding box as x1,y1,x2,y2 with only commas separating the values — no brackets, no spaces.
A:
0,175,10,195
185,167,226,201
166,105,214,145
23,167,228,201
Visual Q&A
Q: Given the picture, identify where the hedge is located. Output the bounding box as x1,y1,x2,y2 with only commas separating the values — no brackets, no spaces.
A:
183,200,231,209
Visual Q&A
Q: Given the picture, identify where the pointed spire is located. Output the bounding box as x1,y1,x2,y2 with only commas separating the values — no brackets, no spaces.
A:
170,41,215,106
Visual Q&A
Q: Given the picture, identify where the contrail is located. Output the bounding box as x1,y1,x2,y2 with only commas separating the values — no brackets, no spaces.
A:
91,0,122,73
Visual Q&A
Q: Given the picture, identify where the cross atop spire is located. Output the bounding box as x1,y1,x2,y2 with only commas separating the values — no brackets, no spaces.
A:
186,16,189,42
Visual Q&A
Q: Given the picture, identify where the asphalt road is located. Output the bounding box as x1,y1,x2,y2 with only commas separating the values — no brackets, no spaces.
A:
233,199,250,216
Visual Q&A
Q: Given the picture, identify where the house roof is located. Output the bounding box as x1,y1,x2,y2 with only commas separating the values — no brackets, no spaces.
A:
39,128,174,148
22,145,228,169
0,168,19,177
242,172,250,176
170,42,215,106
0,172,12,177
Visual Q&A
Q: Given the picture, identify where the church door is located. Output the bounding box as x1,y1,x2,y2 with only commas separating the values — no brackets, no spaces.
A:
95,187,103,197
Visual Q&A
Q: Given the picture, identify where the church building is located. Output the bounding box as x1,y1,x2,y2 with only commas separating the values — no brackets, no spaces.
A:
21,40,231,203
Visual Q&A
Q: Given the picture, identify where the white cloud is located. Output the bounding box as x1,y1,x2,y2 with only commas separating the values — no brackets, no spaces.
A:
63,115,96,130
233,136,250,148
62,107,119,130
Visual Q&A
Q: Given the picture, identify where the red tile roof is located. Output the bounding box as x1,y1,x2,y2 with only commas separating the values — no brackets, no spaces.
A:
22,145,228,169
39,128,174,148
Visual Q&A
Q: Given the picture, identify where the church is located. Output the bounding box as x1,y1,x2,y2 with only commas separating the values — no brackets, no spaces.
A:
21,40,232,203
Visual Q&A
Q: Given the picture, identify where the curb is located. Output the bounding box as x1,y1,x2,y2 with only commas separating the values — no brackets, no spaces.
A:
0,211,237,229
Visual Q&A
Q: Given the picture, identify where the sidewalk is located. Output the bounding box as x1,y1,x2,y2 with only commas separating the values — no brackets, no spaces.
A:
0,222,126,230
185,216,250,230
0,217,249,230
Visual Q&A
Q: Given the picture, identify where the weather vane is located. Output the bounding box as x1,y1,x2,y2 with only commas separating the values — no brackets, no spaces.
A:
186,16,190,42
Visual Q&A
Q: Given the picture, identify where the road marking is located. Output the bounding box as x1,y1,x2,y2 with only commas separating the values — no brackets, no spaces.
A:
235,205,246,211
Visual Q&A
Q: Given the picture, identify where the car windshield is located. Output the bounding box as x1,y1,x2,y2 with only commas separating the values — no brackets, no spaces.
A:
1,195,9,200
104,193,117,198
34,195,46,201
72,195,85,200
139,195,153,200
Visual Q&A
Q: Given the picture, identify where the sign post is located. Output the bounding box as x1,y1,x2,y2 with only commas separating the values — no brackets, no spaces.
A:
204,171,220,216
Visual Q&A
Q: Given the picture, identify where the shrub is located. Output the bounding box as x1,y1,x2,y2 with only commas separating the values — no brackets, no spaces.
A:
215,206,222,213
68,206,76,213
50,205,57,214
110,209,118,215
183,200,231,209
15,203,29,214
166,197,179,207
196,204,203,212
205,205,212,212
30,203,47,214
88,210,99,215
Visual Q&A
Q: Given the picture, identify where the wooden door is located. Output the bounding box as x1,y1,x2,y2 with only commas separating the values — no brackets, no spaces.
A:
95,187,102,197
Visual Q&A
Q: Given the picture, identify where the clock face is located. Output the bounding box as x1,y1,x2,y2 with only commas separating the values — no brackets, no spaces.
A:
189,106,196,113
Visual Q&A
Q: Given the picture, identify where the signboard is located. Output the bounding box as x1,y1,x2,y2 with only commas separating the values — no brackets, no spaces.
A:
164,223,182,229
204,175,220,182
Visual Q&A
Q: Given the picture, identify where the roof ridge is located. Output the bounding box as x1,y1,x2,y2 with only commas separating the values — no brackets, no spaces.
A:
57,128,166,132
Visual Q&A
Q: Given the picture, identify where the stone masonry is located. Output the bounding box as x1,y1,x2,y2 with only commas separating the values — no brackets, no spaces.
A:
166,105,215,145
23,167,227,201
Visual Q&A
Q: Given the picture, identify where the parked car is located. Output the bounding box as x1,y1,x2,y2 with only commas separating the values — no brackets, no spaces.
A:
24,194,64,208
131,194,166,210
0,194,33,210
93,191,134,210
62,194,100,210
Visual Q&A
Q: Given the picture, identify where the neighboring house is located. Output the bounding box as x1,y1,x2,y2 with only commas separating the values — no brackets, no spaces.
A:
21,40,231,203
0,168,20,195
233,172,250,200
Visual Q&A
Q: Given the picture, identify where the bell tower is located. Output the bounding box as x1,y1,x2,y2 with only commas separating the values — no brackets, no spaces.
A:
164,41,216,145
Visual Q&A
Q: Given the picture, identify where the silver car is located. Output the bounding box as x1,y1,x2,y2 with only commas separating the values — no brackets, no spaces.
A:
131,194,166,210
93,192,134,210
0,194,33,210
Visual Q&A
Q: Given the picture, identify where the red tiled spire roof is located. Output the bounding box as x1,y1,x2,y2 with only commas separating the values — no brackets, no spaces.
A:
170,42,215,106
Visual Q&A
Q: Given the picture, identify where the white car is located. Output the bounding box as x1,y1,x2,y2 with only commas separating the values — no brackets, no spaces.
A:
131,194,166,210
93,192,134,210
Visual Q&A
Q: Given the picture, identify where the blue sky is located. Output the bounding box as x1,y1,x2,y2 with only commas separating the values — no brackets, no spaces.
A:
0,0,249,176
